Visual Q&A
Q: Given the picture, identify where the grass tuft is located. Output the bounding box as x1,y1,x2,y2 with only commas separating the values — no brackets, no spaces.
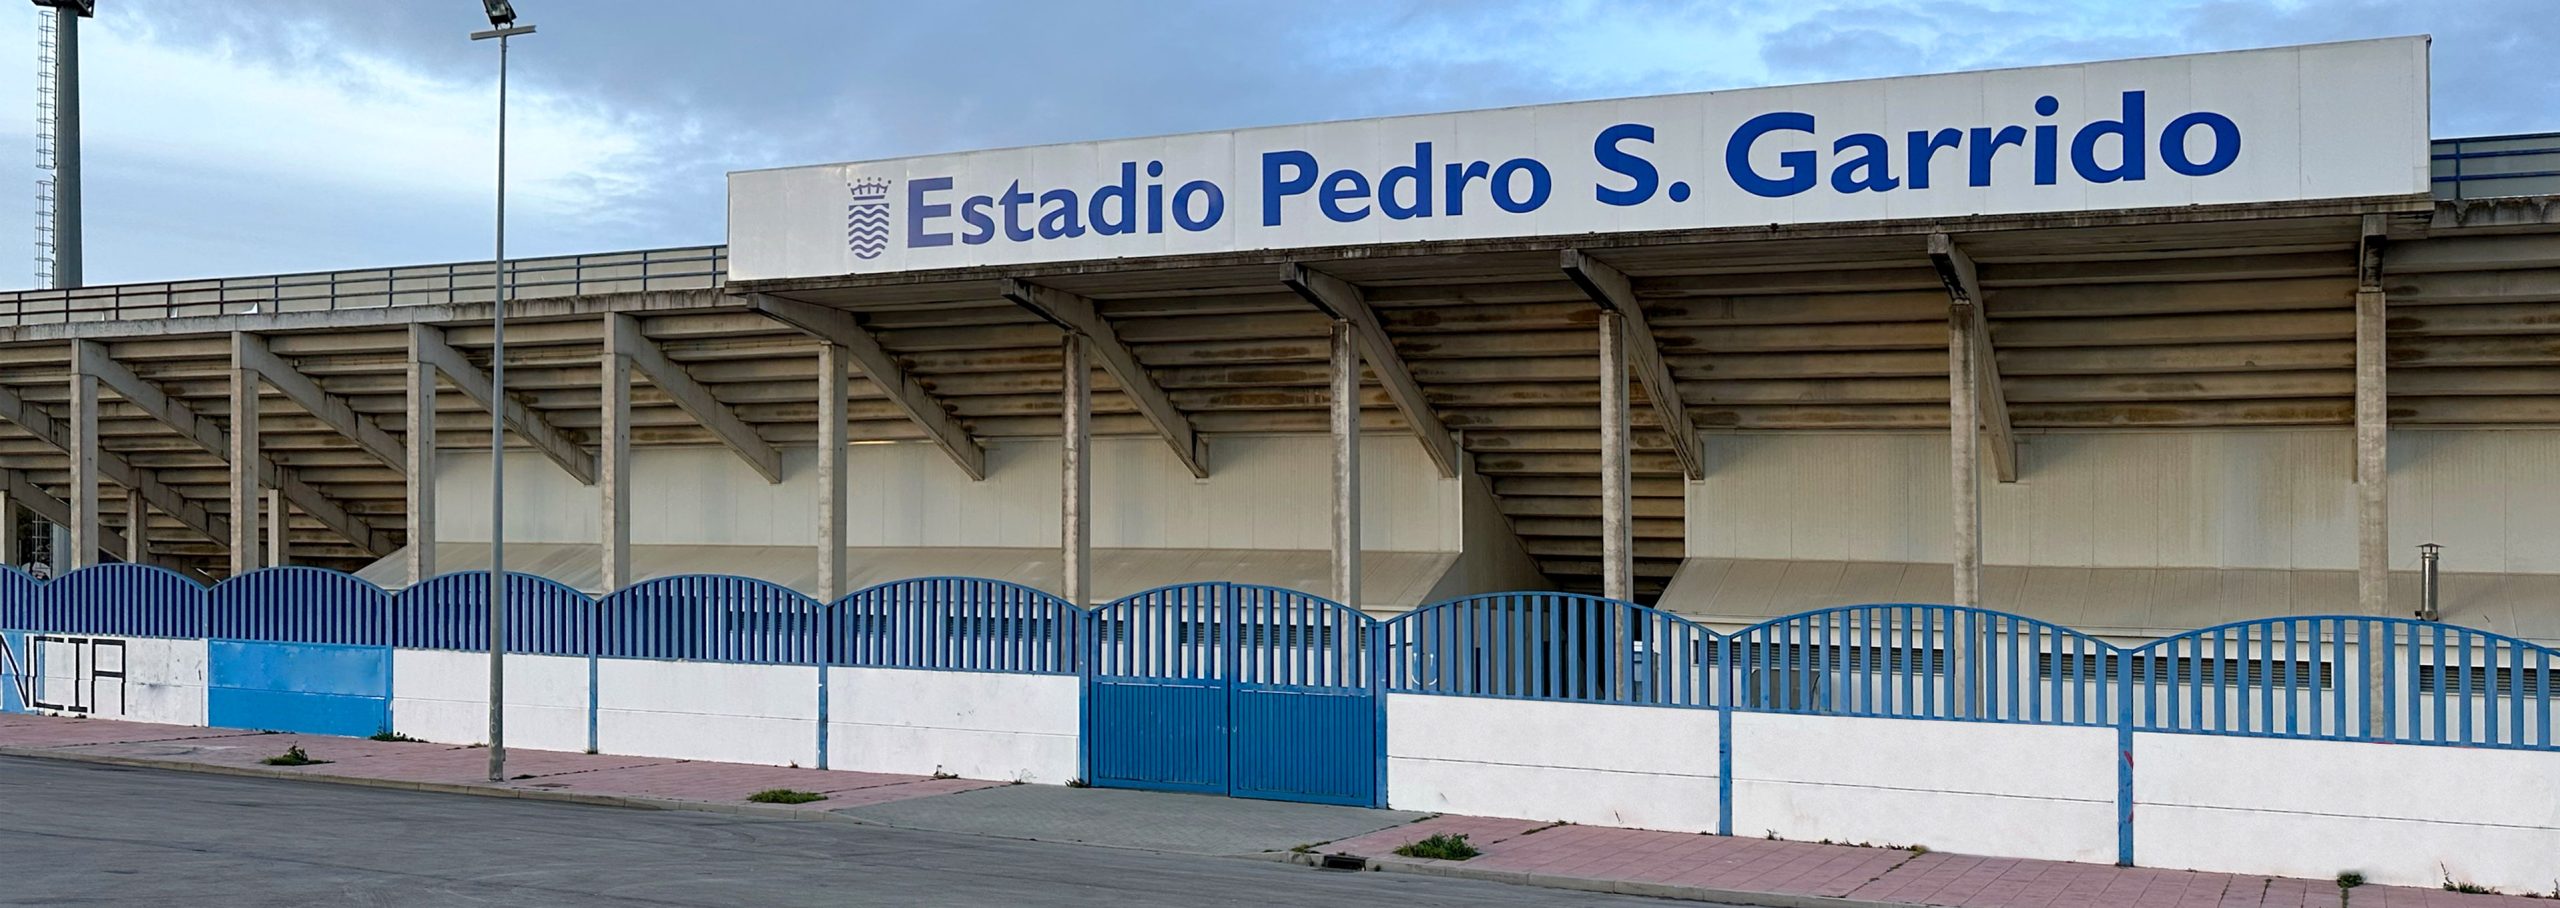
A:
1393,833,1480,861
746,788,826,805
368,730,424,743
2336,871,2365,889
260,745,329,766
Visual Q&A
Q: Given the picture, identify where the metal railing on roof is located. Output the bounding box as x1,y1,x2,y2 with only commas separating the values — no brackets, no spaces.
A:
2434,132,2560,201
0,244,726,327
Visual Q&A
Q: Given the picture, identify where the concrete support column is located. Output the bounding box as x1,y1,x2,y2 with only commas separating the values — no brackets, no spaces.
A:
1329,321,1361,608
1948,307,1982,609
816,343,851,603
68,372,98,568
2356,285,2392,736
599,344,632,593
266,488,286,567
406,347,438,584
1061,334,1092,607
123,493,145,564
230,366,262,575
1598,312,1633,603
0,487,16,566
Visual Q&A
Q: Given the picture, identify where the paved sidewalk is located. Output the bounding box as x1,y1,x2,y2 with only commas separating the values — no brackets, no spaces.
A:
1319,815,2556,908
3,713,2548,908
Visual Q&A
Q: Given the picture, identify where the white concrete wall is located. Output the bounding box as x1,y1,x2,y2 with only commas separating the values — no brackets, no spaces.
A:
593,659,819,766
2136,734,2560,890
442,434,1463,553
1387,694,1723,832
1689,428,2560,573
389,651,591,753
1729,712,2118,863
824,668,1079,783
25,636,204,726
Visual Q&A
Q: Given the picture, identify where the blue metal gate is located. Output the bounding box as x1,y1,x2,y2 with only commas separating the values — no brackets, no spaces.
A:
1085,583,1382,807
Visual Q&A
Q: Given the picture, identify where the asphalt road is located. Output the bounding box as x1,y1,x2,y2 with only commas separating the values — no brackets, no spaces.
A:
0,756,1704,907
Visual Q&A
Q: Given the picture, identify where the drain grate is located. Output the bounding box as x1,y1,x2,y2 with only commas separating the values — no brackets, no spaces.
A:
1318,854,1367,872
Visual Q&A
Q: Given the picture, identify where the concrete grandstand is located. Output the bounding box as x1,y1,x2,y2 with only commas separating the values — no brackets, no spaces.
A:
0,37,2554,642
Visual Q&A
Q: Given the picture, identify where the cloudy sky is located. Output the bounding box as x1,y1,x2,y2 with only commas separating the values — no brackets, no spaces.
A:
1,0,2551,287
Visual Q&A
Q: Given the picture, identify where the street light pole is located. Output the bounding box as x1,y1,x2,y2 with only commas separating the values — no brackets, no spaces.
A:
471,2,532,785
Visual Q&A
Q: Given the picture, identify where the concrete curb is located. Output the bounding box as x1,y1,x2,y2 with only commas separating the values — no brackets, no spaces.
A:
1268,851,1926,908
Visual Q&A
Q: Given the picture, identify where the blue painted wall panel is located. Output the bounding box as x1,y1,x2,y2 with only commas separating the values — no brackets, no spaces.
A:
1088,680,1226,795
0,630,23,714
207,640,389,735
1230,686,1376,807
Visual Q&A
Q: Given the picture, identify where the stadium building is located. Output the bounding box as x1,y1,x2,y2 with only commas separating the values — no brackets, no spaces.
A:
0,34,2554,643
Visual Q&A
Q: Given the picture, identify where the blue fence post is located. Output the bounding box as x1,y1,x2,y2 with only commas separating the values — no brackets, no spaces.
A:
2115,646,2135,867
1076,599,1094,786
815,597,832,771
1718,635,1735,837
1369,619,1389,809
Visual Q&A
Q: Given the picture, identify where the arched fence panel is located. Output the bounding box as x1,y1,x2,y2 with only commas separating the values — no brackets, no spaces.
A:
0,566,35,632
830,577,1082,674
2135,616,2557,750
597,574,823,664
393,571,598,656
210,567,390,646
1386,591,1720,709
203,567,394,737
1728,604,2126,727
39,564,208,639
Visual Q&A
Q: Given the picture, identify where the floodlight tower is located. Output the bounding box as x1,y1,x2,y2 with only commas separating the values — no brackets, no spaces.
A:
31,0,89,574
33,0,90,289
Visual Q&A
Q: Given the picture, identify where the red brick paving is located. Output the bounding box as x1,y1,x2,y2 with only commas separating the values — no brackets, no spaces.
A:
8,713,2552,908
1330,812,2555,908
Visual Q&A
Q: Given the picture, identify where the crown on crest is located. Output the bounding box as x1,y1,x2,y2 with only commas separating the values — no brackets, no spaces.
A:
848,177,893,199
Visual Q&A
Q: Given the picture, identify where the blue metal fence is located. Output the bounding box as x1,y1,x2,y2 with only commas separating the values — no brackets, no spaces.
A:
1385,591,1721,708
5,566,2555,756
830,577,1082,674
394,571,598,655
597,574,823,663
0,567,33,631
37,564,207,639
209,567,389,645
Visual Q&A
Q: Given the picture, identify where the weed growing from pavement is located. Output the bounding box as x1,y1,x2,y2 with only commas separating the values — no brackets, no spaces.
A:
2335,872,2365,889
261,745,328,766
1393,833,1480,861
368,731,424,743
1064,778,1091,788
2443,864,2501,895
747,788,827,805
930,770,960,780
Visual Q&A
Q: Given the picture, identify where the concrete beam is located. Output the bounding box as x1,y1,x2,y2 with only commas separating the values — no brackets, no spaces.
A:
85,340,393,558
232,332,406,474
1330,320,1360,607
1598,312,1633,603
125,488,145,564
1060,335,1092,606
816,342,850,602
610,313,783,484
1003,278,1208,479
0,383,227,547
67,367,98,568
745,293,986,480
599,337,632,593
2356,213,2392,734
1949,303,1983,609
406,326,437,584
411,325,598,486
265,488,285,568
1561,250,1705,481
1282,264,1461,480
1929,234,2017,483
230,364,261,575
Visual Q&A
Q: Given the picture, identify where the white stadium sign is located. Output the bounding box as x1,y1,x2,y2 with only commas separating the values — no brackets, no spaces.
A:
727,37,2429,282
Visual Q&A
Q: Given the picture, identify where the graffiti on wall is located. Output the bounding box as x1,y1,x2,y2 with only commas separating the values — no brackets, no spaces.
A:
0,633,128,716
